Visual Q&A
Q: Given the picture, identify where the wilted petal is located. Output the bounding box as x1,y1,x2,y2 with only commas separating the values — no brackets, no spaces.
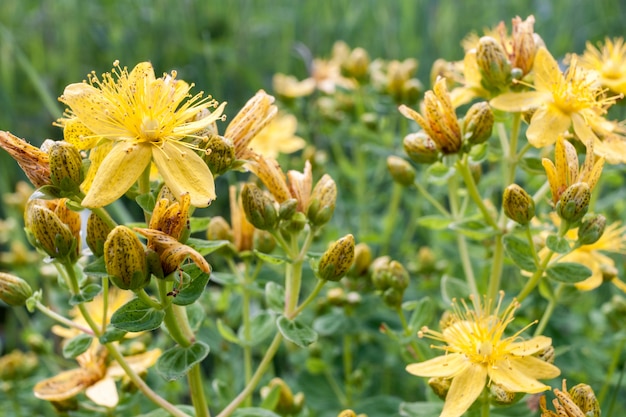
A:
406,353,469,378
440,364,487,417
33,368,100,401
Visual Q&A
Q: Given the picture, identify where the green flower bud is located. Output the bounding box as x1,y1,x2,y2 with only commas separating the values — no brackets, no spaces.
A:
282,211,308,233
387,156,416,186
86,212,113,258
556,182,591,224
476,36,512,93
382,287,404,308
370,256,392,290
577,214,606,246
241,183,278,231
307,174,337,226
278,198,299,221
503,184,535,225
351,243,372,277
0,272,33,306
388,260,410,291
403,132,439,164
254,229,276,254
318,234,355,282
463,102,494,145
206,216,233,242
569,384,600,417
24,200,78,261
104,226,150,291
428,377,451,400
203,135,235,176
48,141,83,193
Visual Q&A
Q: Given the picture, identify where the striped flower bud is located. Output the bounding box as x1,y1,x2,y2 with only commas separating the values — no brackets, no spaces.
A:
86,212,113,258
462,102,494,145
569,383,600,417
0,272,33,306
104,226,150,291
428,377,451,400
241,183,278,231
557,182,591,225
387,156,416,186
370,256,392,290
307,174,337,227
403,132,439,164
318,234,355,282
24,199,79,261
503,184,535,225
476,36,512,93
203,135,235,176
351,242,372,277
48,141,83,193
577,214,606,246
489,382,517,405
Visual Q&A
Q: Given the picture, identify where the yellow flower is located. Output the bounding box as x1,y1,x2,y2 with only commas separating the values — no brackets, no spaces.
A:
576,37,626,95
248,113,306,159
490,48,620,147
406,293,560,417
272,73,316,98
541,136,604,205
58,61,226,208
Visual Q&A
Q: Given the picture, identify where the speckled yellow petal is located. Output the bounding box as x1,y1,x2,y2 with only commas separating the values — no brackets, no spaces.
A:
527,105,571,147
508,336,553,356
62,118,98,150
151,142,216,208
554,137,570,194
490,356,559,393
541,158,559,204
406,353,468,378
440,364,486,417
81,142,151,208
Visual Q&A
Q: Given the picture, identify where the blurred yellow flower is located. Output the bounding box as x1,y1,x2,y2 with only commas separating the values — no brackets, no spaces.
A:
406,294,560,417
248,113,306,159
58,61,226,208
577,37,626,95
273,73,316,98
491,48,619,147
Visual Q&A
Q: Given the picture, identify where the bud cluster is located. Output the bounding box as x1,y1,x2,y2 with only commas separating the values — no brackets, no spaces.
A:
370,256,410,308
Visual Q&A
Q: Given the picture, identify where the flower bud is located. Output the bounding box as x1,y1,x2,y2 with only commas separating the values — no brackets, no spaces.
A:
370,256,392,290
207,216,234,242
260,377,305,415
556,182,591,224
577,214,606,246
307,174,337,227
24,200,78,261
387,156,416,186
279,198,299,221
48,141,83,192
241,183,278,231
0,350,38,380
503,184,535,225
254,229,276,254
86,212,113,258
535,345,555,364
568,384,600,417
476,36,512,93
0,272,33,306
417,246,437,274
403,132,439,164
104,226,150,291
318,234,355,282
203,135,235,176
382,287,404,308
388,260,410,291
428,377,451,400
351,243,372,277
326,287,347,306
337,411,357,417
489,382,517,405
343,47,370,80
0,131,51,188
462,102,494,145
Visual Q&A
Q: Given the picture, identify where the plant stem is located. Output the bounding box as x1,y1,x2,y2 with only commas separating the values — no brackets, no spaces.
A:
290,280,325,319
396,306,424,361
412,177,450,217
35,301,94,335
381,182,403,254
517,250,555,303
486,234,504,302
481,387,490,417
534,284,563,336
598,336,625,406
343,332,353,407
456,156,498,229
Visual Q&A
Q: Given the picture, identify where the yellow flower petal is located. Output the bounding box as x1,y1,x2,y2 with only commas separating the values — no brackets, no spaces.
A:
82,142,152,208
107,349,161,378
541,158,559,203
151,142,216,208
405,353,469,378
440,363,487,417
571,112,598,144
33,368,100,401
611,277,626,292
489,357,556,393
527,105,571,147
85,377,119,408
507,335,553,356
509,355,561,380
533,48,562,92
82,141,114,193
490,91,549,112
62,118,98,150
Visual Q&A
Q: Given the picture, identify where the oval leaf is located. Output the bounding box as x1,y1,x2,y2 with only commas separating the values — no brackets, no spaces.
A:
111,298,165,332
217,319,241,345
238,312,276,347
69,283,102,305
265,282,285,312
99,325,127,344
186,237,231,256
503,235,537,272
449,219,497,240
546,235,571,254
62,333,93,358
276,315,318,347
546,262,592,284
406,297,435,331
415,215,451,230
313,312,349,336
172,264,211,306
156,341,210,381
254,250,287,265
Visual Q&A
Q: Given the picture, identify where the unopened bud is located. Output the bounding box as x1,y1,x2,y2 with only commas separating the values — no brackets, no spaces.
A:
337,411,357,417
351,243,372,277
254,229,276,254
387,156,416,186
382,287,404,308
568,384,600,417
48,141,83,192
503,184,535,225
327,287,347,306
0,350,38,380
279,198,299,221
24,200,78,261
86,212,113,257
203,135,235,176
388,260,410,291
207,216,233,242
0,272,33,306
307,175,337,226
428,377,451,400
476,36,512,93
104,226,150,291
241,183,278,231
417,246,437,274
463,102,494,145
577,214,606,246
490,382,517,405
403,132,439,164
556,182,591,224
318,234,355,282
370,256,392,290
343,47,370,80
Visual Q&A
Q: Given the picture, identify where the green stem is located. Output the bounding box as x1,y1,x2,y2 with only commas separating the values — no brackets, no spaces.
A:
481,387,490,417
456,156,498,229
504,113,521,185
284,234,303,317
188,364,211,417
396,306,425,361
412,177,450,217
381,182,403,254
598,337,625,406
290,280,325,319
136,288,163,310
325,364,348,407
524,225,541,266
517,250,555,303
534,284,564,336
486,234,504,302
35,301,94,335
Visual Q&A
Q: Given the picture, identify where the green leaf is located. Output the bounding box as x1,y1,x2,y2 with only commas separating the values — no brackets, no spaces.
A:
62,333,93,358
172,264,210,306
426,162,455,184
189,216,212,233
186,238,231,256
265,282,285,312
208,272,238,286
503,235,537,272
99,325,127,344
254,250,287,265
313,311,349,336
238,312,276,346
519,156,546,175
415,215,451,230
135,192,156,214
217,319,241,345
441,275,469,305
156,341,210,381
110,298,165,332
546,262,592,284
258,383,281,411
69,283,102,305
186,302,205,332
276,315,318,347
449,219,497,240
405,297,435,331
232,408,281,417
546,235,571,254
83,256,108,277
